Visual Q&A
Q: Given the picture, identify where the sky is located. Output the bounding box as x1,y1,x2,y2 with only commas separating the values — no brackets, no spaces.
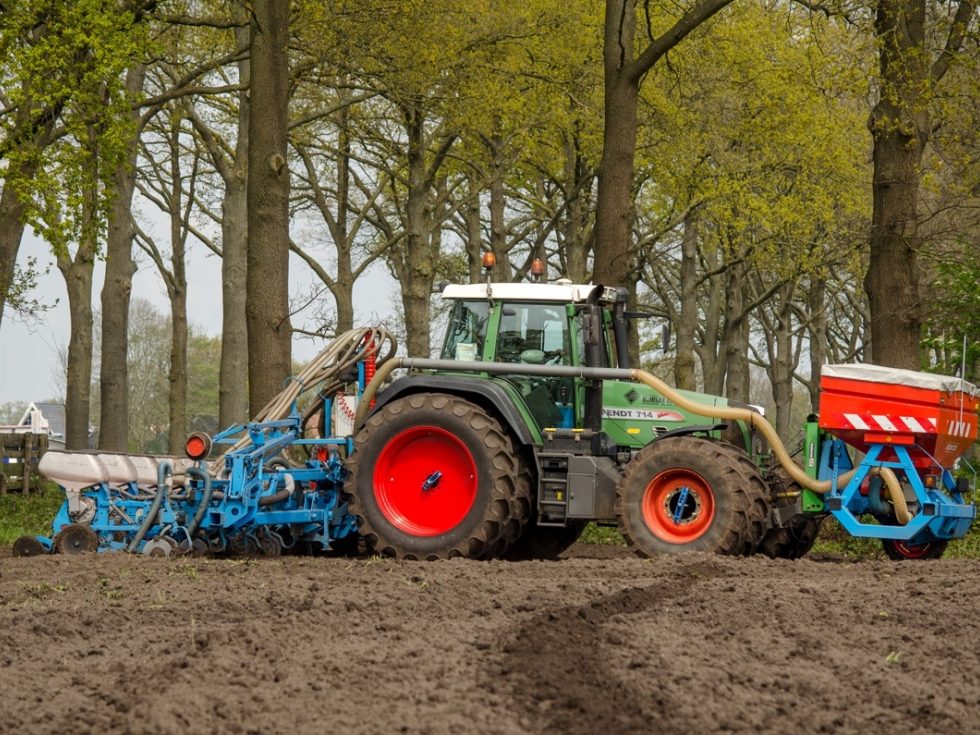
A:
0,219,400,407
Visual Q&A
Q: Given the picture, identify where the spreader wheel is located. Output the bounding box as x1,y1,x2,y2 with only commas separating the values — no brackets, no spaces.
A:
882,537,948,561
344,393,530,559
615,436,769,556
54,524,99,555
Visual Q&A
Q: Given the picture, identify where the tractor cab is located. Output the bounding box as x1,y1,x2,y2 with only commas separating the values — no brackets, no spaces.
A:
436,280,731,448
438,282,619,432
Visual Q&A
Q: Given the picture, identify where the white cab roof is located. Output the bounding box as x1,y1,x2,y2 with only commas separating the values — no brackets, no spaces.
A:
441,282,611,303
822,363,978,396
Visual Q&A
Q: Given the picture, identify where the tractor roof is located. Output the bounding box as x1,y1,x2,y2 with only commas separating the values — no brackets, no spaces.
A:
441,282,620,304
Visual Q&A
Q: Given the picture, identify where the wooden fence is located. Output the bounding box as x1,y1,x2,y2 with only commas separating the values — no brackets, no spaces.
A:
0,433,48,494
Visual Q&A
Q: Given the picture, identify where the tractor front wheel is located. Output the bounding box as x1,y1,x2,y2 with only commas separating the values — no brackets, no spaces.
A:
615,437,768,556
345,393,530,559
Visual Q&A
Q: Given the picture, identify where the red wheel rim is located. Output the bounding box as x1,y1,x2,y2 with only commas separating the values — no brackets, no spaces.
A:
890,540,933,559
641,469,715,544
374,426,478,536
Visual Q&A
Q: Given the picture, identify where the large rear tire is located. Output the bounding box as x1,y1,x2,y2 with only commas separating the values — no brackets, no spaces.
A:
345,393,530,559
757,472,823,559
615,437,768,556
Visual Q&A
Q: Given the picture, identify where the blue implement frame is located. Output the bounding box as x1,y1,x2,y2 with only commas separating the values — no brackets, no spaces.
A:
819,438,975,544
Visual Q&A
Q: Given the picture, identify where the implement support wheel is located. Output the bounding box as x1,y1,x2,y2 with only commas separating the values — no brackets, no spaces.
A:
345,393,530,559
882,538,948,561
615,436,768,556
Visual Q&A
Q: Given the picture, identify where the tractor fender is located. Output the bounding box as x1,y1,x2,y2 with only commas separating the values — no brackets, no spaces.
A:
652,423,726,443
361,374,537,447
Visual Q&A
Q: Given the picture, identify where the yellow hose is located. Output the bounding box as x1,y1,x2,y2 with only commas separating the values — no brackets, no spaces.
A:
352,359,911,524
629,369,911,524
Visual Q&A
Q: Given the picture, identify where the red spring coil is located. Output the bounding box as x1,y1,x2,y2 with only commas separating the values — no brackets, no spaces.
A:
364,337,377,408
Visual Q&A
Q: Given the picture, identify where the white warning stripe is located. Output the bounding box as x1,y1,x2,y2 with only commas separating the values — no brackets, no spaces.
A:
838,413,945,433
873,415,897,432
902,417,926,433
947,420,976,438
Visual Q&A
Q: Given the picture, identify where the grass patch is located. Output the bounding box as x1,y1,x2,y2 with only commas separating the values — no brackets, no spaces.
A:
579,523,625,546
0,482,63,545
802,515,980,559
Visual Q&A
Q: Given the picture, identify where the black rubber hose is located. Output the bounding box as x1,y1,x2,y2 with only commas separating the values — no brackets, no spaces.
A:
127,461,172,552
259,473,295,507
185,466,213,537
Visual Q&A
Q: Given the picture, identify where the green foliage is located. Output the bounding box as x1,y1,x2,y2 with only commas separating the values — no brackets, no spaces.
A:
579,523,625,546
922,250,980,382
0,0,147,255
0,482,63,545
3,256,55,321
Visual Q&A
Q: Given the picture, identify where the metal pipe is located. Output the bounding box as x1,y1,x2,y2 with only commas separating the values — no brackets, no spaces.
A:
127,461,172,552
611,288,631,369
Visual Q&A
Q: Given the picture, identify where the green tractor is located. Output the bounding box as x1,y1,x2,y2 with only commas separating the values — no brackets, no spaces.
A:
345,279,794,560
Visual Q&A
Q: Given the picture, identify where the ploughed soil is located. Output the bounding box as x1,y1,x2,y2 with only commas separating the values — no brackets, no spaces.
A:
1,544,978,734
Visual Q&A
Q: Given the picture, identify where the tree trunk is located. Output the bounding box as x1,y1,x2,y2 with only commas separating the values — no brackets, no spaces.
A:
168,286,187,453
863,0,973,369
61,256,95,449
0,170,30,332
806,277,827,413
593,0,733,288
246,0,292,414
697,243,726,395
593,71,638,288
167,122,189,455
723,263,749,403
463,175,483,284
334,103,355,333
400,109,436,357
674,212,699,390
770,282,796,442
99,64,145,451
488,137,512,281
220,177,249,425
562,133,589,284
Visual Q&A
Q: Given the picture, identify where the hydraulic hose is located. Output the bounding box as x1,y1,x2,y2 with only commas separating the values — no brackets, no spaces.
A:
209,328,396,475
627,369,910,524
355,358,911,524
259,473,295,507
128,461,172,552
185,466,212,537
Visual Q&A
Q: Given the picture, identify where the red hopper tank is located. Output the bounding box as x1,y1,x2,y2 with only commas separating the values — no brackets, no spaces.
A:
818,364,979,467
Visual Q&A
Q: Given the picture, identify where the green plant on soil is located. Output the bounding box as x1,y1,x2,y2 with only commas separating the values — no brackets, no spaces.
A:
579,523,625,546
0,481,63,545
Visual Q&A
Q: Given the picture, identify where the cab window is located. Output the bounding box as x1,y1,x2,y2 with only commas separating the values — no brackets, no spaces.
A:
440,300,490,361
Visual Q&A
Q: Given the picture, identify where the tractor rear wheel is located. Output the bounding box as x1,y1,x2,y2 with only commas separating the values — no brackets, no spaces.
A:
881,537,948,561
757,472,824,559
615,436,768,556
504,521,587,561
345,393,530,560
757,514,823,559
